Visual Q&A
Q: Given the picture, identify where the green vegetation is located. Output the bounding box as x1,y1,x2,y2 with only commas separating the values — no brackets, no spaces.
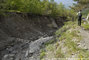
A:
82,12,89,30
0,0,88,17
0,0,76,19
0,0,88,16
82,23,89,30
82,8,89,16
55,47,64,58
40,21,89,60
0,0,89,59
40,49,46,59
82,20,89,30
71,0,89,11
56,21,82,55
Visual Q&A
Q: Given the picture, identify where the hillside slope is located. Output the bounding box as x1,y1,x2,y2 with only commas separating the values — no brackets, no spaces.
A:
40,21,89,60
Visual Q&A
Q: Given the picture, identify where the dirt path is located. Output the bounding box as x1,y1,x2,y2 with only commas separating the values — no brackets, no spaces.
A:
79,28,89,49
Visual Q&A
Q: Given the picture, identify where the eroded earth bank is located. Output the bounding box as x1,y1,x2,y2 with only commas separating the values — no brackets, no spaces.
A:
0,13,66,60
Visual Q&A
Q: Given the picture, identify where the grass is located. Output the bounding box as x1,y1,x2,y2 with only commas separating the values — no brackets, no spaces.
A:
40,21,89,60
82,22,89,30
82,12,89,30
55,47,65,58
58,23,81,55
40,49,46,59
44,39,56,46
46,44,54,51
56,21,89,58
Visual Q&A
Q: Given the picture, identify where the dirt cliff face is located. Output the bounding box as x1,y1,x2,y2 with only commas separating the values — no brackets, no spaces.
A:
0,13,67,60
0,12,66,50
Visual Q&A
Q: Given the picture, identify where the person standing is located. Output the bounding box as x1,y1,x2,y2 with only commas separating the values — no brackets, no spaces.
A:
77,10,82,26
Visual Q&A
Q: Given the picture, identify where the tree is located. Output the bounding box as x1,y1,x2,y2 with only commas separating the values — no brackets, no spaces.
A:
0,0,7,14
0,0,74,18
71,0,89,11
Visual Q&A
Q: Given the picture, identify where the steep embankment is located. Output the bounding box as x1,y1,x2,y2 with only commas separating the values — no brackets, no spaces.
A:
0,13,66,49
0,12,66,60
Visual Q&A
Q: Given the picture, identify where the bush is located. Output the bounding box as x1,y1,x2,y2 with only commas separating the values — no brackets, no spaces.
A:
0,0,77,18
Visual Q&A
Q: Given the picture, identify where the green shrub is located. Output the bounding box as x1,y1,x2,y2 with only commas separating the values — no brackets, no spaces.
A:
0,0,77,18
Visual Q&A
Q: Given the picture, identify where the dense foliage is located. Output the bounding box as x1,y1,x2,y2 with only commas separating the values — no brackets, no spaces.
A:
0,0,76,18
71,0,89,11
